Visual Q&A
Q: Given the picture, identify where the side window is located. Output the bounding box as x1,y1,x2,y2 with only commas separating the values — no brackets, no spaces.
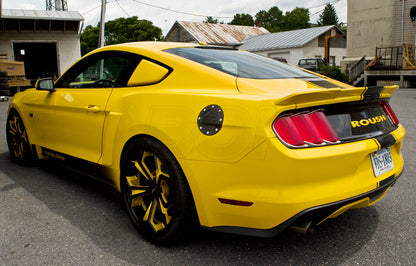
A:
56,51,139,88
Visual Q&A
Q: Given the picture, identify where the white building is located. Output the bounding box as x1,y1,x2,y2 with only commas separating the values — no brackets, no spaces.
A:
239,25,346,66
0,9,84,80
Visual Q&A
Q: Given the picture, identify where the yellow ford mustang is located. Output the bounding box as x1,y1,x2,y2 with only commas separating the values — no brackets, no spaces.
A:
7,42,405,244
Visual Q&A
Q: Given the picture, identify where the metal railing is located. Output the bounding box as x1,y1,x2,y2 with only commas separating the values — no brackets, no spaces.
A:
349,56,366,82
372,46,403,69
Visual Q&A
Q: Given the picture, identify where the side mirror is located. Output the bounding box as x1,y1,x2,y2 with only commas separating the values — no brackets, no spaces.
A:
36,78,56,92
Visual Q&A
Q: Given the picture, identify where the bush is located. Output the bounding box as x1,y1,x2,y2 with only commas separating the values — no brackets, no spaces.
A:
320,65,348,83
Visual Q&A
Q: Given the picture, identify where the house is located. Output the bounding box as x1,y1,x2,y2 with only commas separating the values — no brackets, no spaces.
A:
344,0,416,87
0,9,84,80
164,21,269,46
239,25,346,66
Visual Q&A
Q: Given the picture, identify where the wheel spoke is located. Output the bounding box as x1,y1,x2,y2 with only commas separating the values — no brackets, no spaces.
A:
155,157,170,184
158,197,173,225
141,151,157,182
126,175,151,209
131,160,152,181
8,117,18,135
143,198,166,232
158,176,173,208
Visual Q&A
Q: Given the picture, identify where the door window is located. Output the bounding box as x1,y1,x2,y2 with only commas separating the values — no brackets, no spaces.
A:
55,51,140,88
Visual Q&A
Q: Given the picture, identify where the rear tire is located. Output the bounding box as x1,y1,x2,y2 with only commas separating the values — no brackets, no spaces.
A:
120,137,198,245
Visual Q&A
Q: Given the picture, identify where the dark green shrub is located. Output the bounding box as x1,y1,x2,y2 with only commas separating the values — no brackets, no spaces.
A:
320,65,348,83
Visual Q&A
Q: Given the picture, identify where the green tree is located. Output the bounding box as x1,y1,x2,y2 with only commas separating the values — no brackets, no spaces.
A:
229,13,254,26
317,3,340,26
281,7,310,31
80,25,99,56
255,6,283,32
203,16,219,23
80,17,163,56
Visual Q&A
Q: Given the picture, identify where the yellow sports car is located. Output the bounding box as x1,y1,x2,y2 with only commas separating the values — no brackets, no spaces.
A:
6,42,405,244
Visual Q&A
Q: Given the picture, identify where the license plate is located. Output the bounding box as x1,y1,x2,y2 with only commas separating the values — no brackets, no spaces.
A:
370,147,394,177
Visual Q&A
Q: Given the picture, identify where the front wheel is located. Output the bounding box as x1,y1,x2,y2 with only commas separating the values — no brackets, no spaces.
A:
121,138,198,245
6,110,34,164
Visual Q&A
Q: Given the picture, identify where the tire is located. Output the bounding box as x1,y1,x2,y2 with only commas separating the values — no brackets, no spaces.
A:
0,76,8,83
0,71,7,77
121,137,198,245
6,110,35,165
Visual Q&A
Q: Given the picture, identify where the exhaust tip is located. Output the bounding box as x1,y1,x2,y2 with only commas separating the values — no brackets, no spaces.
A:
289,221,315,235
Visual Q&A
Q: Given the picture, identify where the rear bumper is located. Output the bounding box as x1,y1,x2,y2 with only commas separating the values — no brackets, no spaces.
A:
203,171,401,237
181,125,405,235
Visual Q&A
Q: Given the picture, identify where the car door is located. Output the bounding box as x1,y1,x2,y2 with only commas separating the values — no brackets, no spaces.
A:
31,51,139,163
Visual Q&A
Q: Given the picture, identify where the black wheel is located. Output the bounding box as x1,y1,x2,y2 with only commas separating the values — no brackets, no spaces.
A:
0,71,7,77
0,76,8,83
121,138,198,245
6,110,34,164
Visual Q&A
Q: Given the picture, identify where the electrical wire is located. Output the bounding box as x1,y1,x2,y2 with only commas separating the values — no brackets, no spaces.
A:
81,0,233,19
81,0,344,23
115,0,130,17
130,0,233,18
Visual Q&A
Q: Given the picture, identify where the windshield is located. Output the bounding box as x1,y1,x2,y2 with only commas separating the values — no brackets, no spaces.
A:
165,47,316,79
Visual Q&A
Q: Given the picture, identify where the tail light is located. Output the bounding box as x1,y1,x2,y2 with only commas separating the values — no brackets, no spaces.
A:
381,101,399,125
273,110,340,148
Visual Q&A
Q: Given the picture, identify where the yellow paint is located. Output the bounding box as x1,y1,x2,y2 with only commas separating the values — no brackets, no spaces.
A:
7,42,406,231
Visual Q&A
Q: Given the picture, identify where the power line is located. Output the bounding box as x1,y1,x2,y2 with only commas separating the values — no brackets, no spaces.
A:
115,0,130,17
81,0,233,19
81,0,343,23
308,0,341,10
130,0,233,18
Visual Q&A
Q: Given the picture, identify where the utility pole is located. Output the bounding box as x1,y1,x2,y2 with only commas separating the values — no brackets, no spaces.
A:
98,0,106,48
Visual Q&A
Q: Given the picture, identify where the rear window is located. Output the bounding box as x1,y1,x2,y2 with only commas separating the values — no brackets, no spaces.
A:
165,47,316,79
299,59,318,65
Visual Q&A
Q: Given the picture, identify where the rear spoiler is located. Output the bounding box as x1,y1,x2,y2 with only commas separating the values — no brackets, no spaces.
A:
275,86,399,109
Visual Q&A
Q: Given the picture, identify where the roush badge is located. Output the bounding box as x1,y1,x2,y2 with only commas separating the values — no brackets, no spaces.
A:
350,115,387,128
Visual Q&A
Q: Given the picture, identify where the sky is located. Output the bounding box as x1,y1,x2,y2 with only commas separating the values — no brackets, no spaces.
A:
2,0,347,35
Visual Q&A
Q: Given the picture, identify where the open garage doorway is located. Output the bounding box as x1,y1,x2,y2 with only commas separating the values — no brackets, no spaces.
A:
13,42,59,80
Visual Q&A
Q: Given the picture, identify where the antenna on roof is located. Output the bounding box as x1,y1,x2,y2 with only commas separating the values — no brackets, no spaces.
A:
46,0,68,11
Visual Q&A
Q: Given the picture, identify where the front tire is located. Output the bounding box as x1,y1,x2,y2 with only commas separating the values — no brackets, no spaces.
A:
6,110,34,164
121,138,198,245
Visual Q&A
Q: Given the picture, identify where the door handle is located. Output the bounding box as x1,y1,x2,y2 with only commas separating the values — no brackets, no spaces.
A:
85,105,100,113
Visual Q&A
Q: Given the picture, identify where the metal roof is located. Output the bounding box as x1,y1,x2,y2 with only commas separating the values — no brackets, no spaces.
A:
1,9,84,21
173,21,269,45
240,25,342,51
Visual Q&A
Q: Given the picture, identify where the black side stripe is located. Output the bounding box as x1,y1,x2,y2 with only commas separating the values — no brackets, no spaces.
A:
307,79,342,89
376,134,396,149
363,86,384,101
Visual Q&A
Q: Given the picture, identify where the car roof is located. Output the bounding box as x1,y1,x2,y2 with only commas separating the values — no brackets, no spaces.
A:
97,42,197,53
